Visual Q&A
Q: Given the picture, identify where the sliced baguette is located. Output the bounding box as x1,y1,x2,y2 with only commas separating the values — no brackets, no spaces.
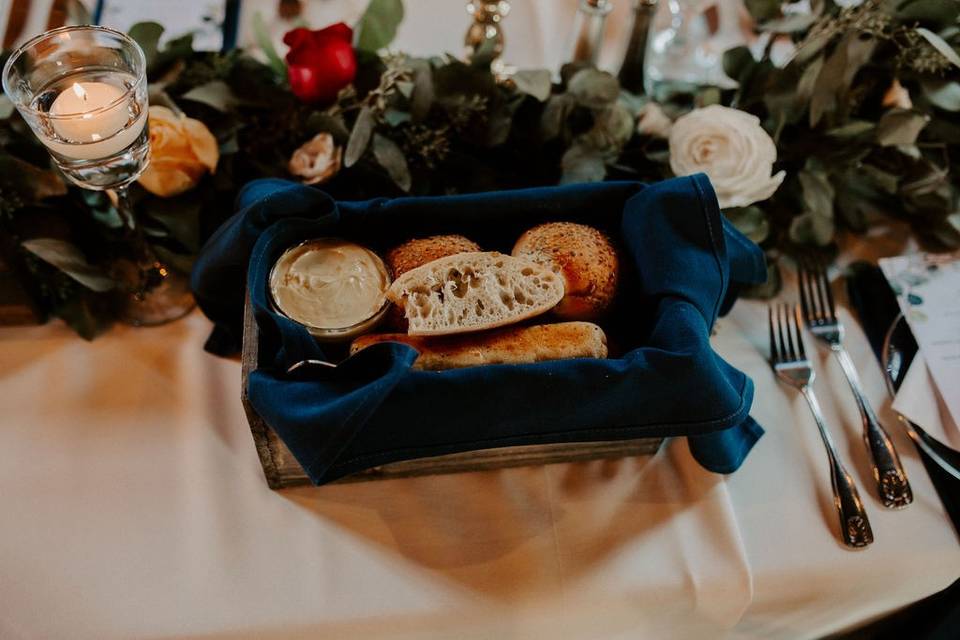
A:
386,251,565,336
350,322,607,370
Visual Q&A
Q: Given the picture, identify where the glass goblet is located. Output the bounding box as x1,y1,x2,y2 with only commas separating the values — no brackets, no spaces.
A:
2,25,195,326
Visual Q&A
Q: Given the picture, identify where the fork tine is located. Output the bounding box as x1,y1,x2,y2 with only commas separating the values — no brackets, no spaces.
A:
793,304,807,360
811,260,831,325
798,263,814,326
817,260,838,322
768,305,778,363
782,303,797,360
777,304,793,361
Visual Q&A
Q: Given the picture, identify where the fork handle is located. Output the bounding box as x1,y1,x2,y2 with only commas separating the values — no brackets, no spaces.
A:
832,346,913,509
801,386,874,548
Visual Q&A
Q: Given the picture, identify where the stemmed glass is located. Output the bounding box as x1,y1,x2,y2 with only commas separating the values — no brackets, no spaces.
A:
2,25,194,326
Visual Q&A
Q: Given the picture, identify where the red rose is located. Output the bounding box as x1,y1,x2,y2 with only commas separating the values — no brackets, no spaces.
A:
284,23,357,104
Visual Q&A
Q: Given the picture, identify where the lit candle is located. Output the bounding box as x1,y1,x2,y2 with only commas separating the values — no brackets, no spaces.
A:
43,81,146,160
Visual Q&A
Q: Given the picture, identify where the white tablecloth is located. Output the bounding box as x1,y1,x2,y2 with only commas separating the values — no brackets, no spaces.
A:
1,2,958,638
1,266,958,639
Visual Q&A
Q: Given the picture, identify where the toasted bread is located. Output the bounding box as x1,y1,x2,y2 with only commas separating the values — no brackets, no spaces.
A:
351,322,607,369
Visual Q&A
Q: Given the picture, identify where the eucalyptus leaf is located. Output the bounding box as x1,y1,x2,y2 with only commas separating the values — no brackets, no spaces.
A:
355,0,405,53
143,199,202,252
252,11,287,78
897,0,960,27
790,170,835,245
180,80,239,112
566,69,619,108
860,164,899,194
560,145,606,184
744,0,781,22
372,133,412,191
410,59,434,121
722,47,755,84
825,120,874,137
916,28,960,69
922,80,960,111
345,106,375,167
22,239,115,292
540,94,573,140
723,206,770,243
396,80,415,99
383,108,412,127
512,69,552,102
305,112,350,142
0,156,67,201
810,33,876,127
876,110,929,146
129,22,164,68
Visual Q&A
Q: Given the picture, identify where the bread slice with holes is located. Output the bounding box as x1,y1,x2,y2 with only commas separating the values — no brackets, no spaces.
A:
386,251,565,335
350,322,607,369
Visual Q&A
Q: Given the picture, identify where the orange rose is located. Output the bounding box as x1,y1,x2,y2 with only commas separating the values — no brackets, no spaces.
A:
138,106,218,197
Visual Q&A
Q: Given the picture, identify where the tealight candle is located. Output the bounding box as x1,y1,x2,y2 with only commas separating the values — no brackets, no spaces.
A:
43,80,146,160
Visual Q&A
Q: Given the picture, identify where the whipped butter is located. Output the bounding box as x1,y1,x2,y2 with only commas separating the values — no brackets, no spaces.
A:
270,239,390,333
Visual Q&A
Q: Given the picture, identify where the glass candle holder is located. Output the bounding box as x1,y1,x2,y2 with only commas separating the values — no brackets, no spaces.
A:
3,25,194,326
3,25,150,189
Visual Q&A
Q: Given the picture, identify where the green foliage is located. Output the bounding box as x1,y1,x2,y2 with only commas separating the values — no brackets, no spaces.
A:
5,0,960,332
355,0,404,53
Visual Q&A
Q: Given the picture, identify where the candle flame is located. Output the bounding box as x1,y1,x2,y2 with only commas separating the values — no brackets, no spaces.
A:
72,82,87,102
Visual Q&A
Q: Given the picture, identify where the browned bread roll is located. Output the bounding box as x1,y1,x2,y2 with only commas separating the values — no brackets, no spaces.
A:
512,222,618,321
386,234,482,278
350,321,607,370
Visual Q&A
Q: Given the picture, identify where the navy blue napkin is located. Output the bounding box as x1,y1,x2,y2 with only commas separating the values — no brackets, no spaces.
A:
192,174,767,484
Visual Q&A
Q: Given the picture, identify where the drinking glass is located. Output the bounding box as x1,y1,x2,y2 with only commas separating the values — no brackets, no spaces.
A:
3,25,194,326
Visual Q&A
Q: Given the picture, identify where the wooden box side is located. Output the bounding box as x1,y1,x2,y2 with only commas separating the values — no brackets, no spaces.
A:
240,294,663,488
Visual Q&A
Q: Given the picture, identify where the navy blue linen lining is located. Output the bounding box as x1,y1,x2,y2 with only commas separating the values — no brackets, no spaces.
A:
192,174,768,484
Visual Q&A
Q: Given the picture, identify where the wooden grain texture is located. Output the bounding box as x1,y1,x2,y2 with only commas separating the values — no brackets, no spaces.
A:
241,294,663,488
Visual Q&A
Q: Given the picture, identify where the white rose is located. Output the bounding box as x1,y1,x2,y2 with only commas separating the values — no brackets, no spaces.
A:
288,133,342,185
636,102,673,139
669,105,785,209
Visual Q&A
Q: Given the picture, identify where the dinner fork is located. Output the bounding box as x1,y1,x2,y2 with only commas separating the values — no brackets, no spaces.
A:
799,262,913,509
769,304,874,548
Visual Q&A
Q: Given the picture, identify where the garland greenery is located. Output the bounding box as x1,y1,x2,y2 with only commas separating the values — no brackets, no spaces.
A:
1,0,958,337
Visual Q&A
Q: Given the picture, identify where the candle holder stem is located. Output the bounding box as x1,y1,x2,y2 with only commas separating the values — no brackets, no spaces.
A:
112,185,195,326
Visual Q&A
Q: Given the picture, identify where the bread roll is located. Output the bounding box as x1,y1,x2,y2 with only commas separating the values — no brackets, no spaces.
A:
386,235,482,278
385,235,482,331
350,322,607,370
387,251,565,336
512,222,618,321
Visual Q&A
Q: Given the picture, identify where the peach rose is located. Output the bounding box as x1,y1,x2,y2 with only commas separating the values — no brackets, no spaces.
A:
138,106,218,197
288,133,342,185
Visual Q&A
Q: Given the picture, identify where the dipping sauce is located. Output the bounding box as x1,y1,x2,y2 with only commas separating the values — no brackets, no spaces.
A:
269,239,390,338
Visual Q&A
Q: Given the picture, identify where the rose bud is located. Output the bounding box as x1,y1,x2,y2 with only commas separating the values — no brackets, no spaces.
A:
284,23,357,105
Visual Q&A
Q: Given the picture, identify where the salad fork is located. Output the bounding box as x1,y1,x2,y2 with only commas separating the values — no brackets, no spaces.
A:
769,304,874,548
798,262,912,509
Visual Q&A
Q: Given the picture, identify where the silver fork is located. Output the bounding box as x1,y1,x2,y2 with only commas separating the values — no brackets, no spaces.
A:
798,262,913,509
769,304,874,548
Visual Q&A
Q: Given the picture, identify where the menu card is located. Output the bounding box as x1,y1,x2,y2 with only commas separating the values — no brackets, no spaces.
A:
880,251,960,428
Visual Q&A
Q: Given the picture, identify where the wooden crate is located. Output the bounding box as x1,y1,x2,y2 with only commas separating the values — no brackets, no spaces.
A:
241,296,663,488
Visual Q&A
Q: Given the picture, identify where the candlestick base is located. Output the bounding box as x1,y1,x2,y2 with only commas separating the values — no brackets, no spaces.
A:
118,265,196,327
